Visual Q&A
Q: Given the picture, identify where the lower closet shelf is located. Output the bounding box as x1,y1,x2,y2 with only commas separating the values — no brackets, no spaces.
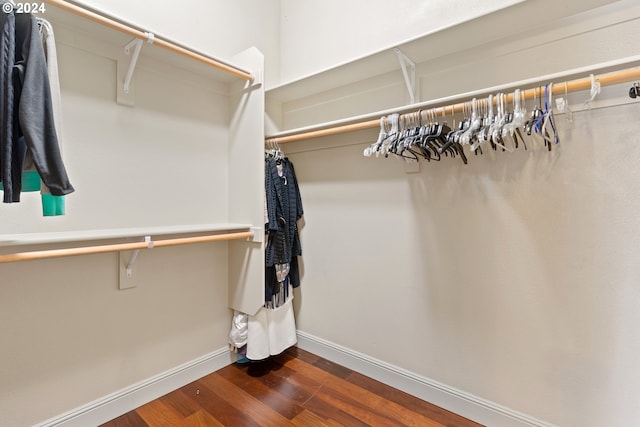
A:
0,223,255,246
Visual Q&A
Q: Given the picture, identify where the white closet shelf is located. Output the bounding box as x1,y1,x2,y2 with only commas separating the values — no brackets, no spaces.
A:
266,55,640,143
42,1,249,83
266,0,617,103
0,223,255,247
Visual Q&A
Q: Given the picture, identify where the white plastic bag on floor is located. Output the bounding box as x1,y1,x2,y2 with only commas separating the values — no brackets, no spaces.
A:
228,311,248,349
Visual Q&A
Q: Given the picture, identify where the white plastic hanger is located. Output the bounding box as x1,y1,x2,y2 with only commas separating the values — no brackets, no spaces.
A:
584,73,600,109
364,116,388,157
460,98,480,146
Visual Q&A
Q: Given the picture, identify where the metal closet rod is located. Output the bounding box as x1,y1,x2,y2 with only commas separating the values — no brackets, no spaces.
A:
0,231,254,263
43,0,253,81
266,65,640,144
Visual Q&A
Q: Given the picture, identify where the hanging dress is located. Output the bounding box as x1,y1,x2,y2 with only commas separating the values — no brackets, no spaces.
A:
230,156,304,361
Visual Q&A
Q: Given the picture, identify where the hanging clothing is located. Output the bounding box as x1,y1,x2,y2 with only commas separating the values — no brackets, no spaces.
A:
264,156,303,292
11,17,67,215
37,17,67,215
0,3,74,203
0,2,16,202
230,155,304,362
245,286,297,361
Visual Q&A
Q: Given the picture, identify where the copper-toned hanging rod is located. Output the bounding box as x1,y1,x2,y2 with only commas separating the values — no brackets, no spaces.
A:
44,0,253,81
0,231,254,263
267,65,640,145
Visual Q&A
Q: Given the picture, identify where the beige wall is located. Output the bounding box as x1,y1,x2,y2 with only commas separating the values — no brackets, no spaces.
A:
3,0,639,425
1,41,230,234
274,1,640,426
74,0,281,88
278,0,524,84
0,244,231,426
0,3,265,425
287,102,640,426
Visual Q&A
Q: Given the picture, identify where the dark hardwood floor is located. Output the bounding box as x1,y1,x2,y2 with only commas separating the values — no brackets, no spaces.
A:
100,347,483,427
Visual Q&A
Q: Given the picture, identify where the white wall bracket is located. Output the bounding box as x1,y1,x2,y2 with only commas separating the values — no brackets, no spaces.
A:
125,249,140,278
394,47,417,104
250,226,264,243
117,33,155,106
123,32,155,94
119,236,153,290
123,38,143,94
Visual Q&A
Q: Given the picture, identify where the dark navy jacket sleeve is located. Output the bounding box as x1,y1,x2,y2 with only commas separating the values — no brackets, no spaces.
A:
0,5,16,202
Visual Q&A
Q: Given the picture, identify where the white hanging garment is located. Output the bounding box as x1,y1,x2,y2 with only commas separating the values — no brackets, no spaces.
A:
246,290,297,360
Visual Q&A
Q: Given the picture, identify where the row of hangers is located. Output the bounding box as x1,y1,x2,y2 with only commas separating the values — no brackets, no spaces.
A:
363,82,581,163
265,140,284,164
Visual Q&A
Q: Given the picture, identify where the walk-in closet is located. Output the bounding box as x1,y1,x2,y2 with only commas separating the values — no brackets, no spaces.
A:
1,1,639,426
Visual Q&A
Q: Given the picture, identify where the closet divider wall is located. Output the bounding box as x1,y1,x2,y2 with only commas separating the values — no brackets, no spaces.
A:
0,2,264,426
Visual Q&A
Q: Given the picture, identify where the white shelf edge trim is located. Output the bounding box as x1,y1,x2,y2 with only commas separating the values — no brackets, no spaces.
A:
266,0,525,93
34,347,234,427
45,0,253,79
0,223,253,247
266,54,640,140
296,331,560,427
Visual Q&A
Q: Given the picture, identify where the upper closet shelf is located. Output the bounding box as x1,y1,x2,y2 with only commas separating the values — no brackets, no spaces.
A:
42,0,253,83
266,0,618,102
0,223,255,247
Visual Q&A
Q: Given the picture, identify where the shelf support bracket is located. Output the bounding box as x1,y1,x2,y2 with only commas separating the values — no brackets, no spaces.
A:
123,32,155,94
118,33,154,106
125,249,140,278
394,48,417,104
119,235,153,290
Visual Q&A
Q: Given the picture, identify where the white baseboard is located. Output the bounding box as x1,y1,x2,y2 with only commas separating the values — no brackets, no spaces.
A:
36,334,558,427
35,347,234,427
296,331,558,427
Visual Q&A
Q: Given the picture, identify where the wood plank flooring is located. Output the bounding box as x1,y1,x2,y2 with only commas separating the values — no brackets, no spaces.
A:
100,347,484,427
